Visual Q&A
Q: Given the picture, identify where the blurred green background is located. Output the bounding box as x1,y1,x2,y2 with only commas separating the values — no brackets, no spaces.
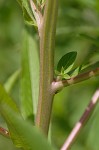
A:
0,0,99,149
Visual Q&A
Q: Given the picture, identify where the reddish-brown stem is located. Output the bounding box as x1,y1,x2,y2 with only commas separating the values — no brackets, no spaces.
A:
52,68,99,93
0,126,10,138
60,89,99,150
29,0,43,37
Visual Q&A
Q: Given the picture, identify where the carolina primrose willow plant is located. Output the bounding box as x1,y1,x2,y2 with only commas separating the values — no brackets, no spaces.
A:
0,0,99,150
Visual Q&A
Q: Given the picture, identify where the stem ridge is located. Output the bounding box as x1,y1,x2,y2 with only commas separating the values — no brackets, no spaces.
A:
36,0,58,135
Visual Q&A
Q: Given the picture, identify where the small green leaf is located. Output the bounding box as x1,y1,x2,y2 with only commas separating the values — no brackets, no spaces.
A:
68,66,82,77
22,7,36,26
63,74,71,79
61,66,65,74
17,0,36,26
69,61,99,78
57,51,77,73
0,105,56,150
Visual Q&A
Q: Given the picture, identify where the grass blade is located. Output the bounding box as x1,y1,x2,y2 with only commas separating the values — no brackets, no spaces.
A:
0,105,56,150
21,27,39,119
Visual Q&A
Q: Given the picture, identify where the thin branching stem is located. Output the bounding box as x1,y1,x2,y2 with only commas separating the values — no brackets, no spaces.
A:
52,68,99,93
60,89,99,150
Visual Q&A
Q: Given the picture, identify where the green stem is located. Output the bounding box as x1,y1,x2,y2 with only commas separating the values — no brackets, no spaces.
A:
36,0,58,135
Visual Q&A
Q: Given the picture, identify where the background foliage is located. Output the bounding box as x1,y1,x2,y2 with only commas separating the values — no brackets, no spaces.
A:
0,0,99,149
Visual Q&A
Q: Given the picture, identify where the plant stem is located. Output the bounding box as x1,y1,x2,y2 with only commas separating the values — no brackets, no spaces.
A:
0,127,10,138
35,0,58,135
60,89,99,150
52,68,99,93
29,0,43,36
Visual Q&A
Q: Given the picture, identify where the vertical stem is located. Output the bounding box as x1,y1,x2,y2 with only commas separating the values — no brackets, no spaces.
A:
36,0,58,135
